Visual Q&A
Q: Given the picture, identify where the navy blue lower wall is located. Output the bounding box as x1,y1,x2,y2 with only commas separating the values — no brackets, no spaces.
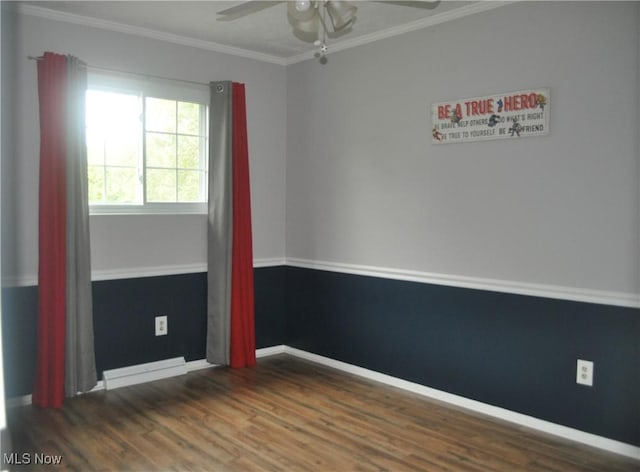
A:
92,273,208,374
1,285,37,398
285,267,640,446
2,264,638,447
1,266,286,397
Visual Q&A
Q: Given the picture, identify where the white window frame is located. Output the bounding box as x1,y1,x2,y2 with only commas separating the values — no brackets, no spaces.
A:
87,72,209,215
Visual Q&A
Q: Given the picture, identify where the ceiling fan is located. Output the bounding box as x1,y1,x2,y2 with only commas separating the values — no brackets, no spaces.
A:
217,1,440,63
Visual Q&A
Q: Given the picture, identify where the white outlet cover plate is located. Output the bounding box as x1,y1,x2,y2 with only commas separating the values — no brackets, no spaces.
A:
576,359,594,386
155,315,168,336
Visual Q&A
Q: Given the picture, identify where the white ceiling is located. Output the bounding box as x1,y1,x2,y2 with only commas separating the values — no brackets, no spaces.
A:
17,1,507,64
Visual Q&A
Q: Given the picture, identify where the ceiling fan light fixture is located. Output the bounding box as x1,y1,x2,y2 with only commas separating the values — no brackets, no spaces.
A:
293,16,320,35
295,0,312,12
216,0,441,65
326,0,357,31
287,0,316,21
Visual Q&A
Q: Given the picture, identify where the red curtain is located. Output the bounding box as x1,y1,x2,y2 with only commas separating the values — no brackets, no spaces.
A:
33,52,68,408
229,83,256,368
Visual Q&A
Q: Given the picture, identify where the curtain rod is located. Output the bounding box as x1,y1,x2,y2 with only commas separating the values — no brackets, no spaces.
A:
28,55,209,88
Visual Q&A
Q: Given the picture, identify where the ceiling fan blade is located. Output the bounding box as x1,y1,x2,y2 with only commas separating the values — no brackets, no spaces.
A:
217,1,283,21
326,26,353,40
374,1,441,10
326,0,357,31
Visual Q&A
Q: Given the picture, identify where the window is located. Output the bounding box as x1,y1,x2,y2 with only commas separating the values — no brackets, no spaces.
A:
86,73,209,214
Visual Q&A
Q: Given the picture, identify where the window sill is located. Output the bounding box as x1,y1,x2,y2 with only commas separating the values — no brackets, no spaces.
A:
89,203,207,216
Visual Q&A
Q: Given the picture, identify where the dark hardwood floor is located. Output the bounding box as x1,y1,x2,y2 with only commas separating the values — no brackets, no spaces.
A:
6,355,639,471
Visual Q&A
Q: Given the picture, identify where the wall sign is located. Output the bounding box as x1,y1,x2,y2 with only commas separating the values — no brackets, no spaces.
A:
431,88,549,144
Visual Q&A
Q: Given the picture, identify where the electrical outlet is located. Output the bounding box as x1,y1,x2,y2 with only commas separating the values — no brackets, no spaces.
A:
155,315,168,336
576,359,594,386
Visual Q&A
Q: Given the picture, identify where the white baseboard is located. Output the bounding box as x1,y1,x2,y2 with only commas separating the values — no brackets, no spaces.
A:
5,346,280,407
282,346,640,461
5,380,106,408
185,359,214,372
103,356,187,390
256,345,286,357
182,347,285,370
6,346,638,460
5,395,32,409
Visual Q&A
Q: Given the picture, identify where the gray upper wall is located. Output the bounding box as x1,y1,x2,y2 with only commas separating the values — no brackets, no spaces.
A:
1,8,287,280
2,1,639,298
286,1,640,295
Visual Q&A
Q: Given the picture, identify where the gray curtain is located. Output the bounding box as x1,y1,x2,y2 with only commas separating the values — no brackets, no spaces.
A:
65,56,97,395
206,81,234,365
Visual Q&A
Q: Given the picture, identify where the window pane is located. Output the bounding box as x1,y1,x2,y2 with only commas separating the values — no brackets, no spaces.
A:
178,102,200,135
105,131,139,167
87,166,105,202
177,136,200,169
105,167,139,203
146,133,176,168
86,89,142,205
146,97,176,133
147,169,177,202
87,91,141,165
86,76,208,211
86,129,105,166
87,90,140,131
177,170,204,202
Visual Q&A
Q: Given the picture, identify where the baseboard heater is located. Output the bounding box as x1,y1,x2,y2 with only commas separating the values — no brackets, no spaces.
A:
103,357,187,390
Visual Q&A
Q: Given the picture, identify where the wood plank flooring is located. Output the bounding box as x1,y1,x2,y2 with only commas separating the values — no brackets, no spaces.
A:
6,355,639,471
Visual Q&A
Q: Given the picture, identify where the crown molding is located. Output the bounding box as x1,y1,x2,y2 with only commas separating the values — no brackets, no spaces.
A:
15,3,289,66
285,1,518,65
15,2,516,68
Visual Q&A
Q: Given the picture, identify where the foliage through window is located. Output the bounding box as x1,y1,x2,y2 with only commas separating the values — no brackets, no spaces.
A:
86,73,209,213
